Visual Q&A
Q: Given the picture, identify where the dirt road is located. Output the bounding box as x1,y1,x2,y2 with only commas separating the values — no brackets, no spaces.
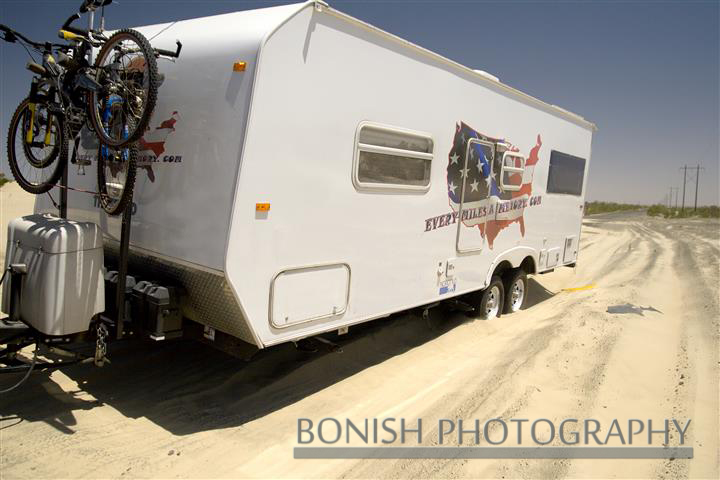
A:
0,186,718,479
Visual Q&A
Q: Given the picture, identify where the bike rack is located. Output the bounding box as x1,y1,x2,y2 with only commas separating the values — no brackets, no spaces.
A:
60,158,69,219
1,1,174,389
60,135,133,342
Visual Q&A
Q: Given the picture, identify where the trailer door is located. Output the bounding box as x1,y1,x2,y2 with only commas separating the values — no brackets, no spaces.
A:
454,138,494,253
546,150,587,265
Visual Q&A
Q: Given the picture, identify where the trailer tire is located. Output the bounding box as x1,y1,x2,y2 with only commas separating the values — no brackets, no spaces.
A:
502,269,527,314
468,275,504,320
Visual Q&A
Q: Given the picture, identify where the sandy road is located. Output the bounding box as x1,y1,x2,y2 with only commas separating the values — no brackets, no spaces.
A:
0,185,718,479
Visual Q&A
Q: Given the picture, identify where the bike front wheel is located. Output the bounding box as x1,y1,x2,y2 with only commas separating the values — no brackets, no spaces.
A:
7,98,67,194
87,28,159,148
96,141,137,216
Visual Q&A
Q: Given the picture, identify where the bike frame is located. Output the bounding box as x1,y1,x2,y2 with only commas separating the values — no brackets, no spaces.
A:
2,0,182,153
100,94,129,161
1,1,113,143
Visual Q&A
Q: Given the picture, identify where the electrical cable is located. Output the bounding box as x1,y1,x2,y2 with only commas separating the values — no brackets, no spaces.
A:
0,267,38,394
148,21,177,42
0,342,39,394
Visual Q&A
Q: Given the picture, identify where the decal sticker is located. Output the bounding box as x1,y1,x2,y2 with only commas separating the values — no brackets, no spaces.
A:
424,122,543,249
439,278,456,295
138,111,181,182
74,113,182,183
71,63,182,183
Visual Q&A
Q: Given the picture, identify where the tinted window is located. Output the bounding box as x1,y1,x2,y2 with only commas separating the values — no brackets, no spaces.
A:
355,124,433,190
359,126,433,154
547,150,586,196
358,151,431,186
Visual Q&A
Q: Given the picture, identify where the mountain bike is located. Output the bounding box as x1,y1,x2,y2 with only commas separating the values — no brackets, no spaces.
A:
2,0,180,213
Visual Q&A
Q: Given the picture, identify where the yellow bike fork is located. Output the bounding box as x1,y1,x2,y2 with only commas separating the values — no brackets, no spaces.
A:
44,111,53,146
24,103,53,146
25,103,36,144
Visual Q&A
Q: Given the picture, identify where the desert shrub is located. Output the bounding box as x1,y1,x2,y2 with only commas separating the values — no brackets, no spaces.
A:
585,201,643,216
646,204,718,219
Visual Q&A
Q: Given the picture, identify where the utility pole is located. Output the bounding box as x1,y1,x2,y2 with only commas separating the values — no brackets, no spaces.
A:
692,165,704,211
680,166,688,213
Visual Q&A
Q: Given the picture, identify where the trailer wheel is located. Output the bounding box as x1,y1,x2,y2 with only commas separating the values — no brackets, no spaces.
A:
468,275,504,320
503,269,528,314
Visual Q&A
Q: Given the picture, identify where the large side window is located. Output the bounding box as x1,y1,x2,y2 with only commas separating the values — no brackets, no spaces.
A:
547,150,586,196
354,123,433,192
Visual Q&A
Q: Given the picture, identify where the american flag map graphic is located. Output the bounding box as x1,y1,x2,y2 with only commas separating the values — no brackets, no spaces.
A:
138,112,180,182
447,122,542,248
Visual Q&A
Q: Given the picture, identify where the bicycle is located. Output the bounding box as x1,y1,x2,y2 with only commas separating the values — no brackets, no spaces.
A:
2,0,181,214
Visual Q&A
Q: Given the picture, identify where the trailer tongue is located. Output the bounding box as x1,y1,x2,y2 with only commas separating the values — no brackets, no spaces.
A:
0,203,184,386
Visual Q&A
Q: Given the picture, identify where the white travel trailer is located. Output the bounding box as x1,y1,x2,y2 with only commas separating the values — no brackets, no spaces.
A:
14,1,595,351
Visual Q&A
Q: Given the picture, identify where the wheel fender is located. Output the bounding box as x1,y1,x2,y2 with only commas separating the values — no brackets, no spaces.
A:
484,247,537,287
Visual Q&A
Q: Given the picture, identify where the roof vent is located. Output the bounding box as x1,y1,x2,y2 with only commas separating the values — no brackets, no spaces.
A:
473,69,499,83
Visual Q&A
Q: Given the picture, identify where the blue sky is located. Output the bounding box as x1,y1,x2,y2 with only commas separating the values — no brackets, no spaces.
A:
1,0,718,205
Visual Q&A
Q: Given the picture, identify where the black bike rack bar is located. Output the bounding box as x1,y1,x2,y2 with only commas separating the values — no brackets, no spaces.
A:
58,135,133,341
59,160,68,219
115,197,132,340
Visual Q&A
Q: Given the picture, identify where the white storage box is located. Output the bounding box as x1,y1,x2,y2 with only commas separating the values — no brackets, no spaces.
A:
1,214,105,336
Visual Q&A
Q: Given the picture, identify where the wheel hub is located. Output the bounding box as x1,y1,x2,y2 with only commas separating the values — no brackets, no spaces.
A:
511,279,525,311
485,285,501,318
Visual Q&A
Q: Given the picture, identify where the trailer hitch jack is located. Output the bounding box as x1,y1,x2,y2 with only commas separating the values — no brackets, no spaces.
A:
94,323,110,367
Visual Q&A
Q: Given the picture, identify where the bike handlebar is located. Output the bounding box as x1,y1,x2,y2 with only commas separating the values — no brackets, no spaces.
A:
80,0,113,14
63,1,113,39
1,24,75,53
61,13,89,37
1,24,44,49
2,0,117,55
155,41,183,59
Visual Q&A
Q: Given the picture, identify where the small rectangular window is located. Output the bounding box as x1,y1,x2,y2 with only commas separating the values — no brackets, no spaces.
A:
547,150,586,196
500,152,526,192
354,123,433,192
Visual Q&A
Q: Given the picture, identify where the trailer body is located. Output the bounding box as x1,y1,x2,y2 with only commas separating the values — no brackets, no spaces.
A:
31,1,595,347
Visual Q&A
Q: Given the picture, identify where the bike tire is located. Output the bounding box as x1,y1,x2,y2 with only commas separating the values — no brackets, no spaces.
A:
96,141,137,216
7,98,67,195
87,28,159,148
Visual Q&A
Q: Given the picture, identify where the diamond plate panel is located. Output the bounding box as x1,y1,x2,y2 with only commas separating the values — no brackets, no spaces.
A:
104,243,258,346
